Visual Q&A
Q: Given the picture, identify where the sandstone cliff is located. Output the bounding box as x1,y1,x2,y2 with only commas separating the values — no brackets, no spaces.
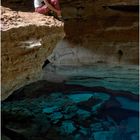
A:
58,0,139,64
1,6,64,100
1,0,139,99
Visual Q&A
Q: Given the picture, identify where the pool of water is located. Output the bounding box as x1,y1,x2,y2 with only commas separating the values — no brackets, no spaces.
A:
2,64,139,140
42,64,139,94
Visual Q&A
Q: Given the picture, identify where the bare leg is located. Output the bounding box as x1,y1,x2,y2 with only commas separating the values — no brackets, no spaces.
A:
35,5,50,14
50,0,60,11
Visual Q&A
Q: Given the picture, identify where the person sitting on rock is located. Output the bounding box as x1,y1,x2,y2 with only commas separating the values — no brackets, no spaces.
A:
34,0,62,20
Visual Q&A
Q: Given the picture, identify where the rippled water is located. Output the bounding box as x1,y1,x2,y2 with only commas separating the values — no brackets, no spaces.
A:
2,64,139,140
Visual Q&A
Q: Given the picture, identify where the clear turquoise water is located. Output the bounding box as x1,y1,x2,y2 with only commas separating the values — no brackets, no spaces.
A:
42,64,139,140
2,64,139,140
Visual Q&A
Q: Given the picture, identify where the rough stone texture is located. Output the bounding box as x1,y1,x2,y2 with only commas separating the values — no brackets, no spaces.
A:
46,40,138,65
60,0,138,41
59,0,139,64
1,0,139,99
1,6,65,100
2,0,139,65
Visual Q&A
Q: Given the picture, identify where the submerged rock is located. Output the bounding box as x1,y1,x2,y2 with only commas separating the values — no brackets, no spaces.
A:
79,126,88,136
90,123,104,132
1,72,139,140
43,106,60,114
93,131,115,140
63,104,78,119
74,134,83,140
49,112,63,124
68,93,93,103
116,97,139,111
59,121,76,135
76,109,91,120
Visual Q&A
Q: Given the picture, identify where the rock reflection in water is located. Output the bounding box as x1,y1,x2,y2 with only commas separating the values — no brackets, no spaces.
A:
42,64,139,94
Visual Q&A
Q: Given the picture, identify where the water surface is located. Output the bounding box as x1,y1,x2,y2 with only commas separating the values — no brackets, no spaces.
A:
2,64,139,140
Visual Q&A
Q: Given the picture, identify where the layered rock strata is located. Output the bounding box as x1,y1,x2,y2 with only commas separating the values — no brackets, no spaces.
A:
2,0,139,66
1,0,139,99
1,7,64,100
59,0,139,64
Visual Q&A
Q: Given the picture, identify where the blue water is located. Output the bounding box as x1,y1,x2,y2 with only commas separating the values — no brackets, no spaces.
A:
2,64,139,140
42,64,139,140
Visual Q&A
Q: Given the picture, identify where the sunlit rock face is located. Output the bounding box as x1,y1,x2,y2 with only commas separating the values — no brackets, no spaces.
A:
1,0,139,99
60,0,139,64
1,7,64,100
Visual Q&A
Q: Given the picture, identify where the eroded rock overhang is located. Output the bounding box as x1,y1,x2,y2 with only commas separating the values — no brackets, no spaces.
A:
1,0,139,99
1,8,65,100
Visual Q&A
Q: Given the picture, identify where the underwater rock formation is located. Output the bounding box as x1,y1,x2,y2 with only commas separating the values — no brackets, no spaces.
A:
1,7,64,100
2,64,139,140
2,79,139,140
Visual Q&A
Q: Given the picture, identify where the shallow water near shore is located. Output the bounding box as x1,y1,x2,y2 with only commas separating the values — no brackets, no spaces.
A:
2,64,139,140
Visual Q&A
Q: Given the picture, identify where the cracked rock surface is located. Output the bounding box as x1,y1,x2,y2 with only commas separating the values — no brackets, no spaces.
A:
1,6,64,100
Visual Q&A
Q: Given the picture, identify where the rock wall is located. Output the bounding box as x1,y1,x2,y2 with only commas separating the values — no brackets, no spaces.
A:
1,0,139,99
2,0,139,65
59,0,139,64
1,0,34,12
1,7,64,100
